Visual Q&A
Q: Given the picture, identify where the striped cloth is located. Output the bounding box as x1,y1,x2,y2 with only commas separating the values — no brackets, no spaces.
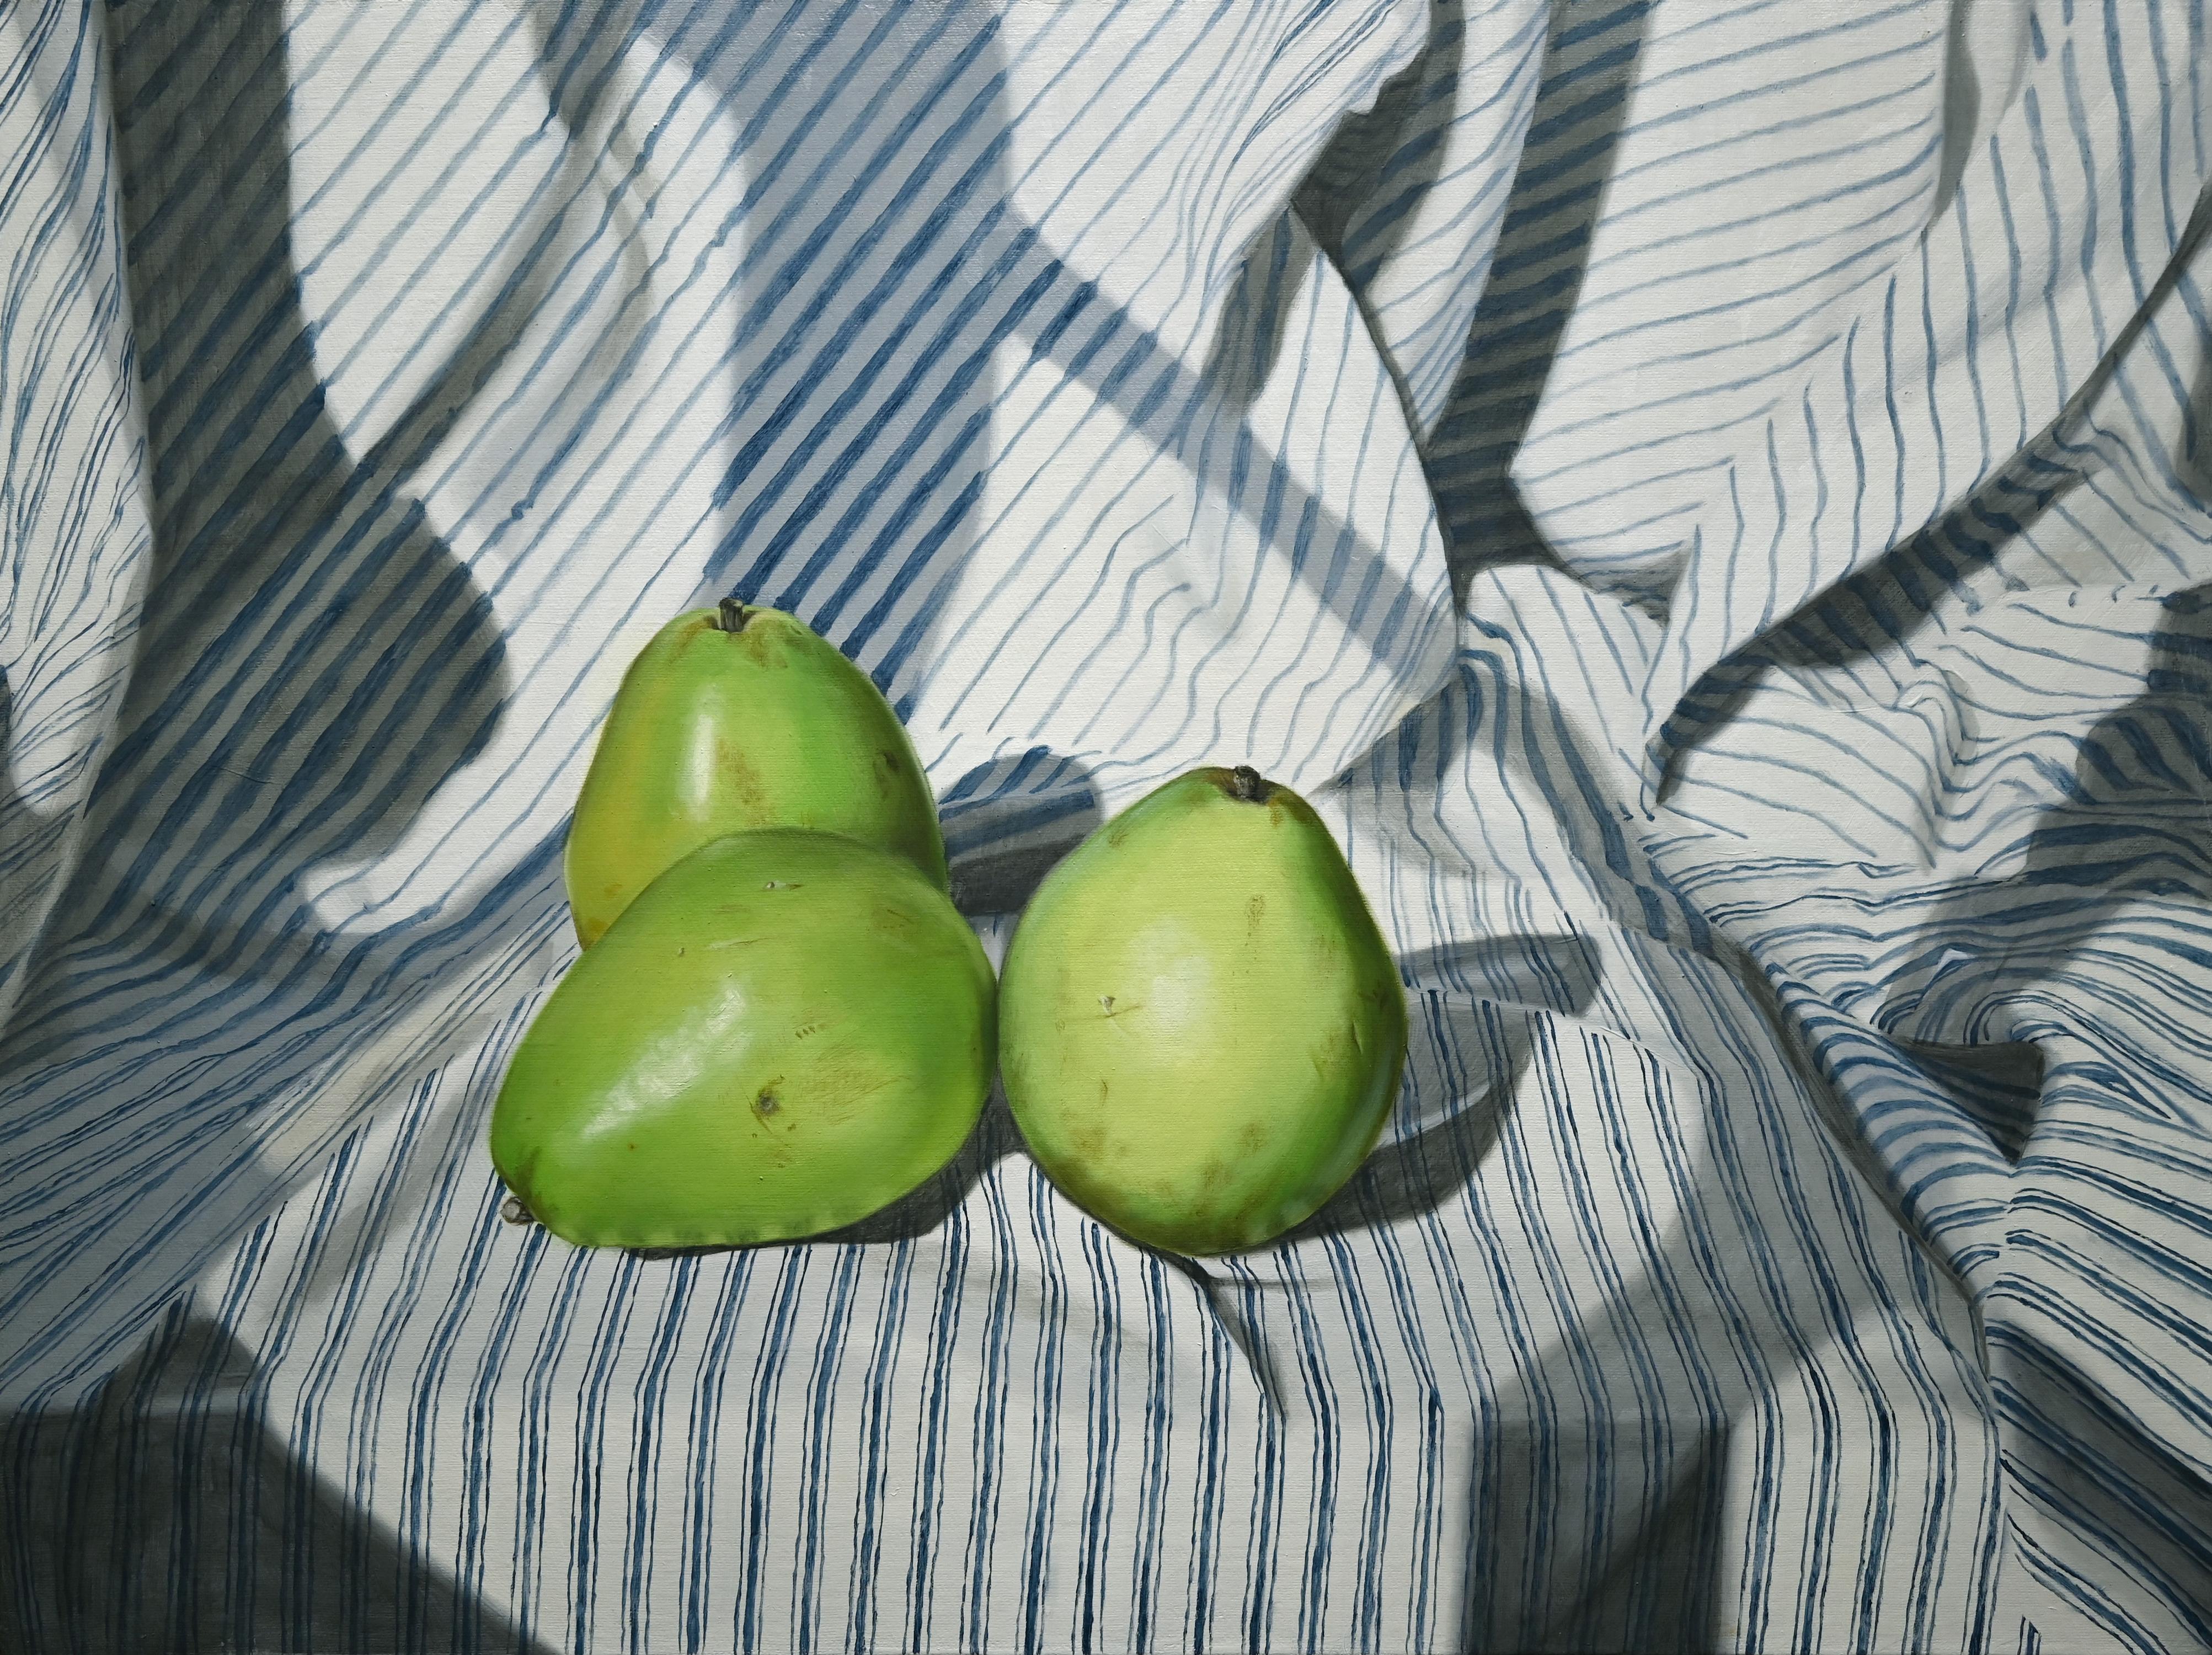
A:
2,0,2206,1648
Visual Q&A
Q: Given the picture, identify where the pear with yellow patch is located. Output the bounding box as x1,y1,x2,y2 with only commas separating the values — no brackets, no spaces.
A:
494,829,994,1248
997,765,1407,1254
564,599,947,947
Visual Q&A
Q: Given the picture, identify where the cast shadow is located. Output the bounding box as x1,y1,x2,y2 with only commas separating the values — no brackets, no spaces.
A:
536,0,1445,703
0,0,525,1408
1659,185,2212,793
0,3,516,1597
942,748,1106,917
1898,582,2210,1161
6,0,514,1049
1892,1033,2045,1165
1287,932,1602,1242
1461,1382,1732,1652
0,667,69,1011
1287,932,1732,1653
0,1306,555,1654
1642,195,2212,1213
1425,0,1654,603
1295,0,1466,295
1199,209,1317,414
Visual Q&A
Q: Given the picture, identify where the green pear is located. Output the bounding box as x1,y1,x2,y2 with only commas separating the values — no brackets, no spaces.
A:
997,765,1407,1255
493,829,994,1248
565,599,948,946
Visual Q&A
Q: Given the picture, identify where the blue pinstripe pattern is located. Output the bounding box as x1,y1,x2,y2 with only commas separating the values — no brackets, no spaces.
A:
2,0,2208,1648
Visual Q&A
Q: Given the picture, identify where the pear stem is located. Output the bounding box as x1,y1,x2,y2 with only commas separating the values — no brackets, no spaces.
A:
1227,765,1270,803
714,596,754,632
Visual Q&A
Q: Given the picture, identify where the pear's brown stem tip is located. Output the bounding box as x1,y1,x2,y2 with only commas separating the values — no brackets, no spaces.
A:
714,596,755,632
500,1195,535,1226
1227,765,1271,803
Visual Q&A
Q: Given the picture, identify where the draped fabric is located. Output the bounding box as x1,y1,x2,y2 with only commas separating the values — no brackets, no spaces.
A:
2,0,2206,1648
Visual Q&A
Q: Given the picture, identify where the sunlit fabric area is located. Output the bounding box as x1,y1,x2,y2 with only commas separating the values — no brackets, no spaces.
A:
2,1,2208,1649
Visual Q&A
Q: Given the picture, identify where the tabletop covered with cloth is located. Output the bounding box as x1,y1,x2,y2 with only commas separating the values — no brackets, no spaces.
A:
2,1,2209,1650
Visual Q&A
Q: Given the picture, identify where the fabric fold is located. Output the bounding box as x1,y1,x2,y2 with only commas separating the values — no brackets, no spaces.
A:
0,0,150,1033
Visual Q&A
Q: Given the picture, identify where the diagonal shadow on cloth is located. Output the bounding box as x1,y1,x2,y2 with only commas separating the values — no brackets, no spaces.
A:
25,0,517,1005
549,0,1445,692
1,1,527,1642
0,1305,558,1655
0,0,520,1111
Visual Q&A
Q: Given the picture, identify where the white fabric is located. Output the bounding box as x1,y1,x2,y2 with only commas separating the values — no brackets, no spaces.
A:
2,1,2208,1649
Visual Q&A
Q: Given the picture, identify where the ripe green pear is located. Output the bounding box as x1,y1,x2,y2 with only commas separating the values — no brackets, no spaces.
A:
998,765,1407,1255
493,830,994,1248
565,599,948,946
